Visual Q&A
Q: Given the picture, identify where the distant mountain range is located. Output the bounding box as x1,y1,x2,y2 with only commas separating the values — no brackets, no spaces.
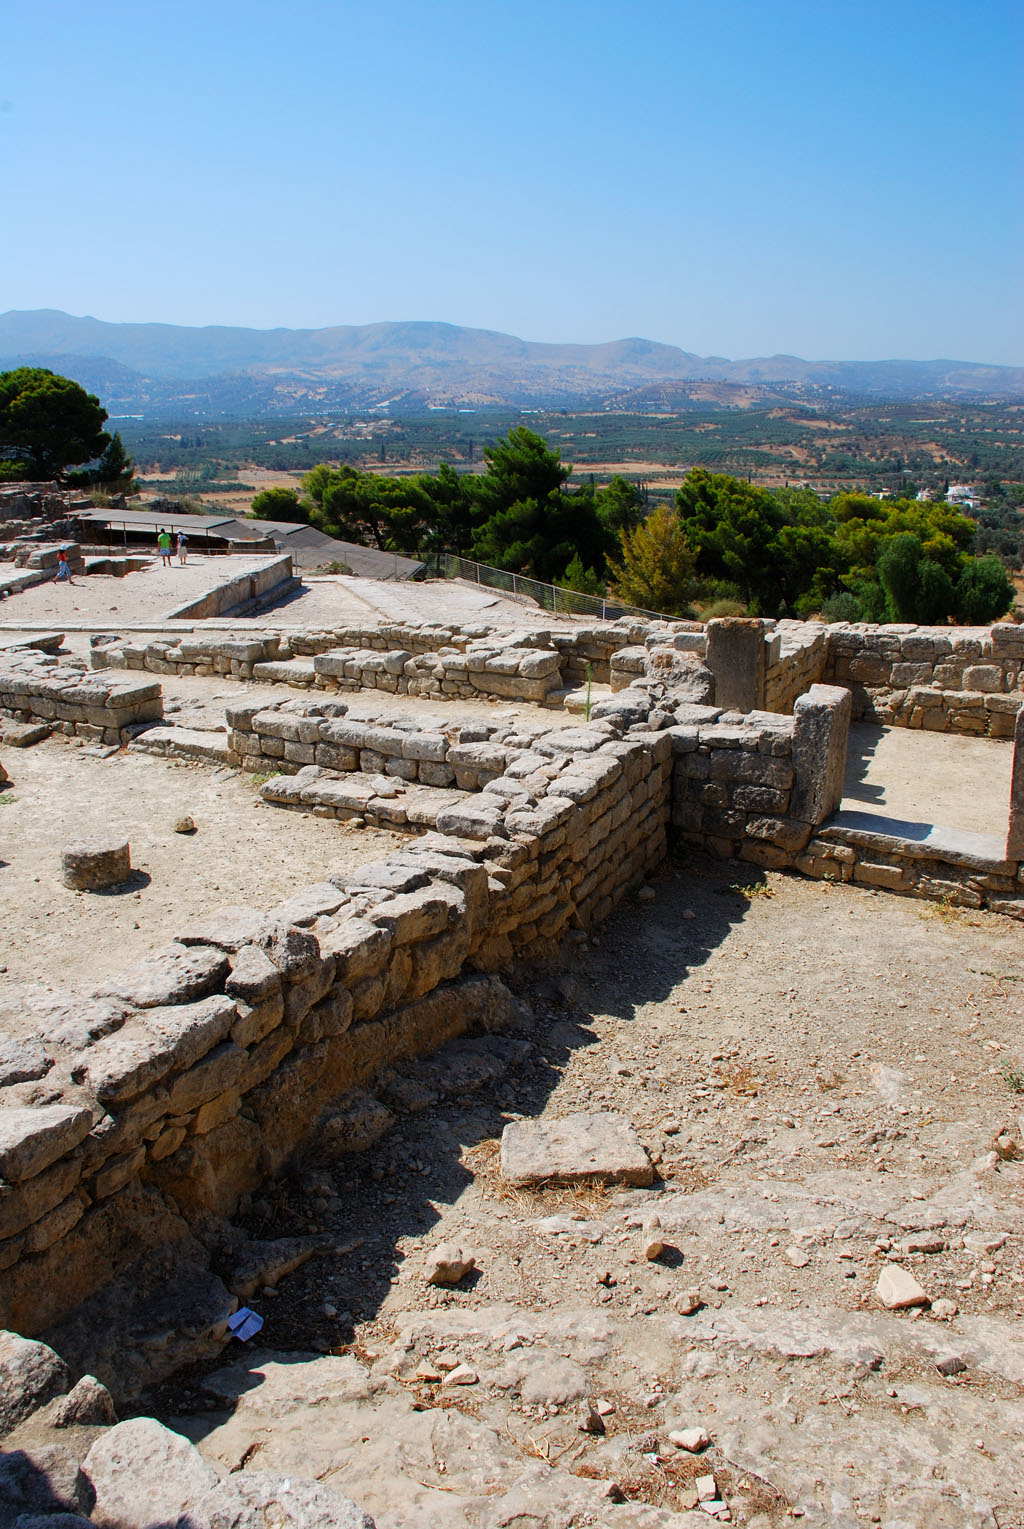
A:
1,309,1021,416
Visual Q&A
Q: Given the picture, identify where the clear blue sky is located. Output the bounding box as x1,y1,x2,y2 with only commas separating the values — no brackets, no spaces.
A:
2,0,1021,363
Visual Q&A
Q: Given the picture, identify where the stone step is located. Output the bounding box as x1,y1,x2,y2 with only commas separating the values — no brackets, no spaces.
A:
251,658,317,686
129,726,232,765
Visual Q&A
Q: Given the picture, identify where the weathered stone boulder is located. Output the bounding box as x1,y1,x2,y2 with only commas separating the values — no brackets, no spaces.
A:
190,1471,376,1528
0,1332,70,1437
83,1417,220,1529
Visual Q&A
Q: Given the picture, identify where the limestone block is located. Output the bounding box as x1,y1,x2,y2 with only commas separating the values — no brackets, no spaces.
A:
0,1156,83,1242
23,1192,86,1253
318,918,392,983
282,740,316,764
790,683,852,824
149,1123,187,1161
706,618,769,711
262,924,321,980
81,996,236,1106
745,816,812,852
517,650,562,679
60,836,131,891
400,731,448,762
282,959,336,1027
348,974,385,1024
84,1417,221,1529
304,986,354,1041
177,905,281,952
0,1330,70,1434
166,1043,247,1115
269,883,348,928
96,943,228,1009
238,1028,294,1093
853,860,910,889
501,1112,654,1188
93,1145,147,1200
314,742,359,770
435,797,507,840
226,945,283,1005
189,1471,376,1528
0,1105,93,1182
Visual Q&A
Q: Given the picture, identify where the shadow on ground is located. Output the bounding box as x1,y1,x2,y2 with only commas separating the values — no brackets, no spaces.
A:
136,849,761,1426
840,724,887,807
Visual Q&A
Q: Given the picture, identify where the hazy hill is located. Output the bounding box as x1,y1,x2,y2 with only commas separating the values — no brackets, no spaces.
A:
1,309,1020,415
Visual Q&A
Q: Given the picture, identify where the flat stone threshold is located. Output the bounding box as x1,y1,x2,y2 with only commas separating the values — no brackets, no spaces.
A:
821,808,1010,872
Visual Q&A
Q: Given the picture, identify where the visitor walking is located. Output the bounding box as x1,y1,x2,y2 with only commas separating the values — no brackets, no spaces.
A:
157,528,172,566
176,531,188,566
55,547,75,584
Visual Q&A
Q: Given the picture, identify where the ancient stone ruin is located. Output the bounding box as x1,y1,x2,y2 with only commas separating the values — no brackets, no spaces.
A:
0,558,1021,1525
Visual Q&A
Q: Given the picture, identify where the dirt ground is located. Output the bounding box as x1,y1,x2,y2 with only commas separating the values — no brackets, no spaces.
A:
0,677,583,1004
0,739,407,1002
136,857,1023,1529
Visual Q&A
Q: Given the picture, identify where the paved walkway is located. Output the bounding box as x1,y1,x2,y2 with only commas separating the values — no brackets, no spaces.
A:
0,554,275,628
257,576,569,630
840,722,1013,839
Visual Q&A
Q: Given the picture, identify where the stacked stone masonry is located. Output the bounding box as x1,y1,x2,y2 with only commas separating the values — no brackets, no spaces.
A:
822,621,1024,736
4,621,1023,1347
764,621,829,714
90,617,698,704
0,701,672,1338
0,652,162,745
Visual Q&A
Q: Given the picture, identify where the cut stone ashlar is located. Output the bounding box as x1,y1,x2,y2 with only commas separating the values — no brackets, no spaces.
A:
500,1111,654,1188
60,836,131,891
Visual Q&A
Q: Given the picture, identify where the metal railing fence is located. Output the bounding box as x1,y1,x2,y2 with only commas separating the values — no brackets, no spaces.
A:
437,554,673,623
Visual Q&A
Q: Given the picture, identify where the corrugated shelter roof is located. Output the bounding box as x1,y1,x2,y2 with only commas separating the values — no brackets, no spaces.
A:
76,508,424,579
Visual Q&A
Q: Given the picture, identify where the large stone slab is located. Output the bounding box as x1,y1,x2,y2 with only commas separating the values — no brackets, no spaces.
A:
96,943,228,1008
0,1330,70,1435
191,1471,376,1528
500,1112,654,1188
83,1417,220,1528
0,1108,93,1184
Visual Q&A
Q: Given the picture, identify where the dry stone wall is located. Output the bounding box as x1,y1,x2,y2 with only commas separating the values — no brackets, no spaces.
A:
669,684,852,869
764,621,829,713
0,652,162,745
90,617,699,705
668,679,1024,912
822,621,1024,736
0,700,672,1341
793,817,1023,912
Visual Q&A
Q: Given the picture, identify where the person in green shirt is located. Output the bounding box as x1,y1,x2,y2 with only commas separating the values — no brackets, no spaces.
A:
157,528,172,567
